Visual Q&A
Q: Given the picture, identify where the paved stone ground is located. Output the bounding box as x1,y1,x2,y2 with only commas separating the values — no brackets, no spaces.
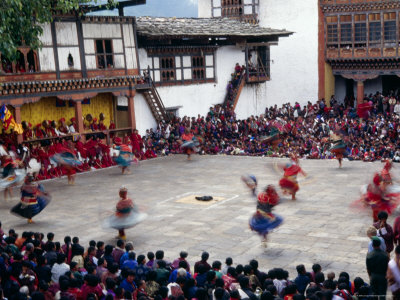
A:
0,155,393,279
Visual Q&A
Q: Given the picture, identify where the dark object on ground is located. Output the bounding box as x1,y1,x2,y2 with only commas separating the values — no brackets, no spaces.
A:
195,196,213,201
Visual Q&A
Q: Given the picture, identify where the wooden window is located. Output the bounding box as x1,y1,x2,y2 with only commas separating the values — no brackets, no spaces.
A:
0,48,39,74
355,14,366,22
192,56,205,80
340,15,351,22
384,13,396,41
355,23,367,47
1,55,13,73
327,24,338,43
326,16,338,23
369,14,381,45
95,39,114,69
340,23,352,43
354,14,367,48
27,50,39,72
160,57,175,82
369,13,380,21
384,21,396,41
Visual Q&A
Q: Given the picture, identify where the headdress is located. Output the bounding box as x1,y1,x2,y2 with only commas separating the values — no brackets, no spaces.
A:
114,137,122,145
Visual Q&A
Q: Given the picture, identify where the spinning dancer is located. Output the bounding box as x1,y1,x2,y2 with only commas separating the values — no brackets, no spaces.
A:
329,132,347,168
113,137,135,174
0,156,25,199
50,144,81,184
10,174,51,223
242,175,283,247
103,187,147,240
278,154,306,200
356,160,400,222
180,128,201,160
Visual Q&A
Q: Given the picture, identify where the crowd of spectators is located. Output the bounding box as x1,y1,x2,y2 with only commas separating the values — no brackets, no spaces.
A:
142,91,400,162
0,222,396,300
3,90,400,183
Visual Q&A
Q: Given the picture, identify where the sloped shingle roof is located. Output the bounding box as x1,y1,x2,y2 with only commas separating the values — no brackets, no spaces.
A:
136,17,292,39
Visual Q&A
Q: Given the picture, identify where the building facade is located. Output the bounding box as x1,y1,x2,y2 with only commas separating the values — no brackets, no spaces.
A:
134,16,290,132
320,0,400,105
0,11,143,142
199,0,319,107
0,0,291,142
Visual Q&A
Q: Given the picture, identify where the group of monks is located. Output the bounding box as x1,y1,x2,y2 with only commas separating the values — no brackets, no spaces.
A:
21,116,114,141
0,126,159,182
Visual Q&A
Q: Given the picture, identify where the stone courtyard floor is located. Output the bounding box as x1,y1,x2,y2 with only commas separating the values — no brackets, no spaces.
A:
0,155,393,279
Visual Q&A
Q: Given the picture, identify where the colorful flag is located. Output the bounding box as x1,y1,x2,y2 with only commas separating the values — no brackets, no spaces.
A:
0,104,23,134
0,104,13,130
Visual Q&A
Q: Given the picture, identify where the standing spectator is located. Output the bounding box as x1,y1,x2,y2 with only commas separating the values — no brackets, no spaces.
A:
374,211,394,254
194,252,211,273
51,253,70,283
222,257,233,275
366,238,389,297
393,215,400,246
367,226,386,253
294,264,310,295
112,239,125,266
387,245,400,299
134,254,149,282
171,251,190,272
394,101,400,116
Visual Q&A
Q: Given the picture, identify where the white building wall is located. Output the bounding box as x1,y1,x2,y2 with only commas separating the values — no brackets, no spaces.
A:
134,93,157,136
334,76,347,103
259,0,319,106
138,46,269,122
38,24,56,72
198,0,212,18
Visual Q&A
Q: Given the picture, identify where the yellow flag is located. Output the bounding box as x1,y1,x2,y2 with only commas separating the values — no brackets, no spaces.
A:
10,119,23,135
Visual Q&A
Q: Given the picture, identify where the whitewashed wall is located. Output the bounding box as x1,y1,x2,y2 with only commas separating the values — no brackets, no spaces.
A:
82,23,122,70
55,22,81,71
81,22,137,70
334,76,347,103
198,0,212,17
122,24,137,69
260,0,319,106
137,45,270,126
38,23,56,72
134,93,157,136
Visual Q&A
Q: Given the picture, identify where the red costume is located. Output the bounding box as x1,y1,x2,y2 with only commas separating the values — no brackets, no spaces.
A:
279,156,305,199
355,161,400,221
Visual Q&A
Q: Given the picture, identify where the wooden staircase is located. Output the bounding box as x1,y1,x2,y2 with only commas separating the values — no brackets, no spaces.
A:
138,79,170,123
223,73,246,110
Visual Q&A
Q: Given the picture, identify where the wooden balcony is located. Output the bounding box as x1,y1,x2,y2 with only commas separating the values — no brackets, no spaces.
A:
326,45,400,60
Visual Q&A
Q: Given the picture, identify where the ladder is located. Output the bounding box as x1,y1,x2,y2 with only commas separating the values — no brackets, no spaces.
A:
140,79,170,123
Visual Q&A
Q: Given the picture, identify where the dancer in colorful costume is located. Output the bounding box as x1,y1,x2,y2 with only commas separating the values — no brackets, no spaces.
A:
50,145,81,184
103,187,147,240
278,155,306,200
356,161,400,221
113,137,135,174
242,175,283,247
329,132,347,168
0,156,25,199
180,128,201,160
10,174,51,223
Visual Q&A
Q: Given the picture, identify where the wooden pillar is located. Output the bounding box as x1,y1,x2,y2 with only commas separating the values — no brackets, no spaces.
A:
356,81,365,105
127,91,136,132
14,106,23,144
74,100,85,139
